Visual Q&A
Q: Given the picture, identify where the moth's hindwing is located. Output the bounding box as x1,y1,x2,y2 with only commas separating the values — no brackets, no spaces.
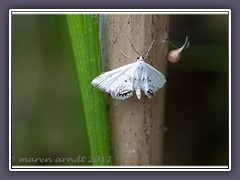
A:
141,63,166,98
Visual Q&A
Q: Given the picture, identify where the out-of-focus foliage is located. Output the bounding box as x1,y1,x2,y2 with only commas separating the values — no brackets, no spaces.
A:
12,15,90,165
163,15,229,165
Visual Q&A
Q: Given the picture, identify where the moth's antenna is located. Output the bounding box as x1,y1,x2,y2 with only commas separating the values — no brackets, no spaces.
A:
128,38,140,57
120,49,135,60
142,39,156,58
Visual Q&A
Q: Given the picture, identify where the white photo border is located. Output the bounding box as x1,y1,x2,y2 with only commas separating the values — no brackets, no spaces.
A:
9,9,231,171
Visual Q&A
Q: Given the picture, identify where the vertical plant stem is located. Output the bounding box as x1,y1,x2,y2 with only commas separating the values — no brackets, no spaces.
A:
67,15,111,165
100,15,168,165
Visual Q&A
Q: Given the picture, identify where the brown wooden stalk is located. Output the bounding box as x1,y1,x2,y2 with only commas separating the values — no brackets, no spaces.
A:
99,14,169,165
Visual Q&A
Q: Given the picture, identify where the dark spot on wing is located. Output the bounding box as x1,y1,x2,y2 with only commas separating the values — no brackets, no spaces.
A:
116,90,133,100
146,89,155,98
138,66,143,70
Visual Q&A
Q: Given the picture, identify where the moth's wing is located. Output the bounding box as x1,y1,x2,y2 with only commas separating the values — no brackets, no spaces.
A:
109,64,137,100
91,63,136,92
141,63,166,98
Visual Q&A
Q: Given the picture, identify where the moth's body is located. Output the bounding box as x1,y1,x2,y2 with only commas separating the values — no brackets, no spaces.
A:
91,56,166,100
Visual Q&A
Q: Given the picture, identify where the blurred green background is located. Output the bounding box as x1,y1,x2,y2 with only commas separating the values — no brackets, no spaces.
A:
11,14,229,166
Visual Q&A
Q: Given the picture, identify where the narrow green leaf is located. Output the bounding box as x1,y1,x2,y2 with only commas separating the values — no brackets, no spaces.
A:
66,15,111,165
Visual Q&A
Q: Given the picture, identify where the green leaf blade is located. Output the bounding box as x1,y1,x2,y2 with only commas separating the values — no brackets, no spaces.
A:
66,15,111,165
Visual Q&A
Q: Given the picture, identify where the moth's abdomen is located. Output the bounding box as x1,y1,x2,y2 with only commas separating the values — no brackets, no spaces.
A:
135,88,141,99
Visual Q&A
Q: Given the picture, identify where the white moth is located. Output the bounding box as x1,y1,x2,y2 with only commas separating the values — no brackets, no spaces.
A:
91,39,166,100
